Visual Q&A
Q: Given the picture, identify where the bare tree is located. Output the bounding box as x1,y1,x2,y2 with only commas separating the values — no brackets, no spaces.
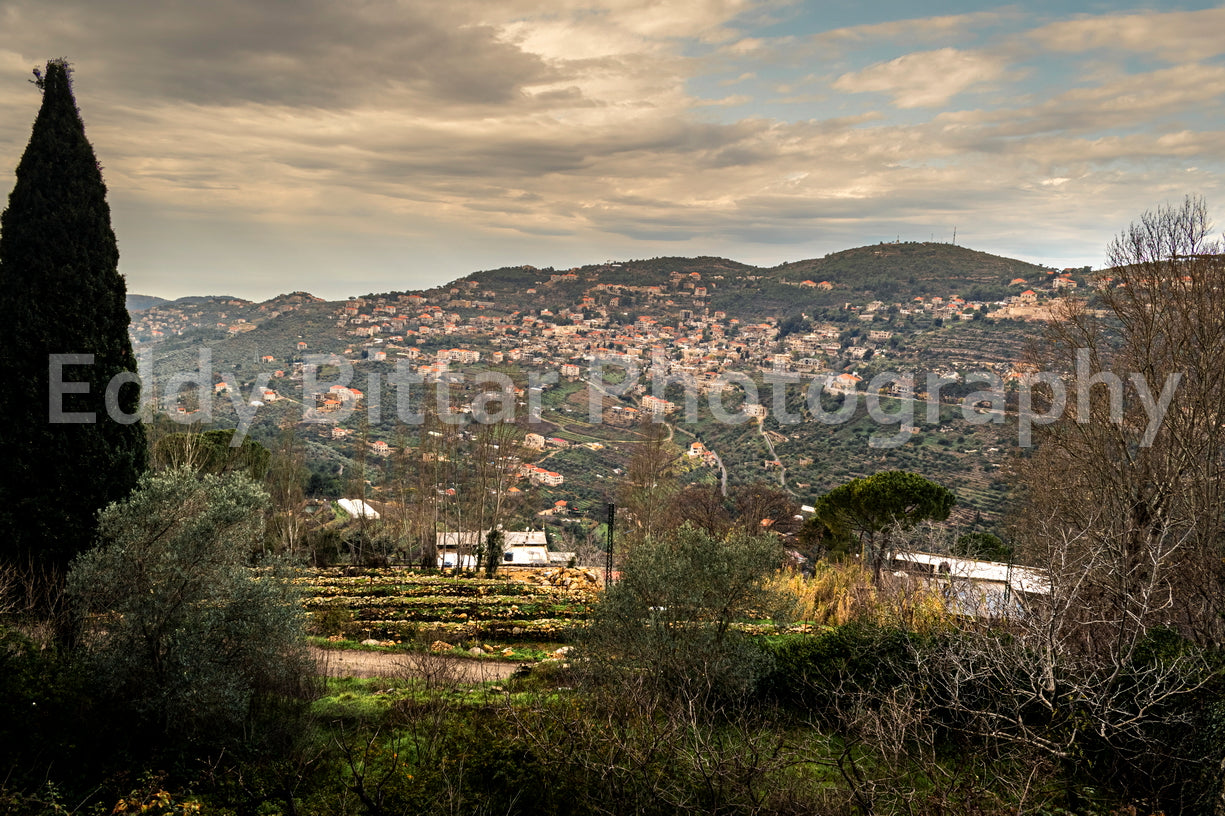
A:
344,419,374,565
433,420,470,569
266,421,308,558
1019,195,1225,647
408,409,468,570
467,419,524,575
669,483,732,538
616,418,680,547
554,522,604,568
730,482,801,536
410,410,447,569
815,676,1050,816
383,422,416,563
148,426,213,473
971,198,1225,809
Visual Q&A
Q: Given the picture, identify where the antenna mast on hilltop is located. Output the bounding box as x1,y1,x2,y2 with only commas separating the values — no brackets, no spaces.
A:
952,226,957,245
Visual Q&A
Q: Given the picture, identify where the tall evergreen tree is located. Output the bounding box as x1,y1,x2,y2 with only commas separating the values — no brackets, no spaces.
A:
0,60,145,578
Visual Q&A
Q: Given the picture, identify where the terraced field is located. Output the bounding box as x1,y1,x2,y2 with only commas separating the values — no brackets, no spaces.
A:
298,567,600,643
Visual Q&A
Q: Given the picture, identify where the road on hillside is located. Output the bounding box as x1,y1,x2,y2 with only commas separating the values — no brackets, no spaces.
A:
757,420,789,492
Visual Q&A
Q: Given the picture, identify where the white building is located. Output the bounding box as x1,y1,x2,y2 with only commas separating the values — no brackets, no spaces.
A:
337,498,380,519
435,530,572,569
888,551,1049,618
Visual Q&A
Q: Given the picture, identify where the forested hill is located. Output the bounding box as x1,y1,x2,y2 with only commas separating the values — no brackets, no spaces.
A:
769,242,1056,302
413,242,1068,320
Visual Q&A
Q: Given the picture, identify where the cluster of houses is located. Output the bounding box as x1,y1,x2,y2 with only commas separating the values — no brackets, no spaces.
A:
313,267,1092,411
687,441,719,467
129,292,321,343
136,264,1094,525
520,463,564,487
135,261,1094,426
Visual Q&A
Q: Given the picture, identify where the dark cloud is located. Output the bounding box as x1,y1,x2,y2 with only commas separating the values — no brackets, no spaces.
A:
257,114,764,193
3,0,557,108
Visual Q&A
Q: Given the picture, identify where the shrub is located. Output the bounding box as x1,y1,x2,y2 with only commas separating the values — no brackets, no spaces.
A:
766,562,951,631
759,623,917,714
67,468,314,744
0,626,92,788
579,524,785,706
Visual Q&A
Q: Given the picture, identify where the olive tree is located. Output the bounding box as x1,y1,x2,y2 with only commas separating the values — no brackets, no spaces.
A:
67,467,313,739
579,523,785,706
513,525,793,814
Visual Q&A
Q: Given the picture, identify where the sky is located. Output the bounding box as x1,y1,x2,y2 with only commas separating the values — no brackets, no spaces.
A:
2,1,1224,301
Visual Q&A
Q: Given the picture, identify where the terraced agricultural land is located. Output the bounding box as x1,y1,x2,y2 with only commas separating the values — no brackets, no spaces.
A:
298,567,600,643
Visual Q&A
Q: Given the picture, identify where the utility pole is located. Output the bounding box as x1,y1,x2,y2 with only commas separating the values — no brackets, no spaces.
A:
605,502,615,586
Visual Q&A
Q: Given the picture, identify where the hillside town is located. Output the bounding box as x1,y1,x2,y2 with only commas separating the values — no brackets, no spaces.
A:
131,258,1093,406
122,251,1095,528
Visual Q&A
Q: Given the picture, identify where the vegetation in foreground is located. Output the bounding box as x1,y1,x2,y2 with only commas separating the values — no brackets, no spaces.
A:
4,525,1223,815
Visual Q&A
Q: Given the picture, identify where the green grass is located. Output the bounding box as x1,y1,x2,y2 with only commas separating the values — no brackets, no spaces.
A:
313,676,415,720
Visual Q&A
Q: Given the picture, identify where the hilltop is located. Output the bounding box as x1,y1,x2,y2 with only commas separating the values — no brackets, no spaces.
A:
770,242,1055,301
125,293,169,312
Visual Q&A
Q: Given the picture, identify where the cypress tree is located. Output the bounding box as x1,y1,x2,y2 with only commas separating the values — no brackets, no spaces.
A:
0,59,146,579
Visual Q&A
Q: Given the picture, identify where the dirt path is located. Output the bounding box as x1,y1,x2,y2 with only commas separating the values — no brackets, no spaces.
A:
312,647,529,683
757,419,789,491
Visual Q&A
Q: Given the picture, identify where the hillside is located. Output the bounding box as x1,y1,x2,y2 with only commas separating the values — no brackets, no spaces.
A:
138,243,1071,328
130,242,1086,529
126,293,169,312
422,243,1066,321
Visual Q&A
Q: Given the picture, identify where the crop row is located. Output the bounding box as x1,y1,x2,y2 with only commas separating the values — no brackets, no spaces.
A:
298,567,595,643
302,583,589,602
306,595,586,613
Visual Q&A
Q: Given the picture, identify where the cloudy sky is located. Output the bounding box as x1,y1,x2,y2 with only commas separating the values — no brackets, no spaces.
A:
2,1,1223,301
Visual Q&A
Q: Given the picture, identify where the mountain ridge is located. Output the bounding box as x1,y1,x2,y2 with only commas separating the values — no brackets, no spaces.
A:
131,243,1068,309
